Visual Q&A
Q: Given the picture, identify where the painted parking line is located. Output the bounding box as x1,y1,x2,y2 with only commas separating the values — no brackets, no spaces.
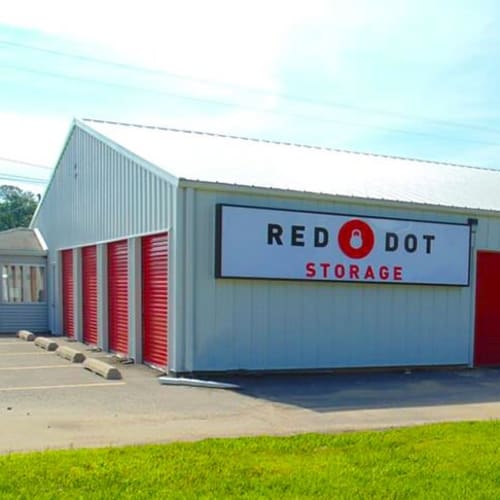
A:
0,341,29,345
0,365,80,371
0,382,126,392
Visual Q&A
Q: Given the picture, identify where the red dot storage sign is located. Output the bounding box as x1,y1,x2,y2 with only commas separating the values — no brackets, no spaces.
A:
215,205,471,286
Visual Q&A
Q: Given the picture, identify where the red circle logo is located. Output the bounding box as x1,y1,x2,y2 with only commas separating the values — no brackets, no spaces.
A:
337,219,375,259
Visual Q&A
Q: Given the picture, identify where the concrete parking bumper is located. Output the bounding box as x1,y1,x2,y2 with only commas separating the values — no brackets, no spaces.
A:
34,337,58,351
17,330,35,342
56,346,86,363
83,358,122,380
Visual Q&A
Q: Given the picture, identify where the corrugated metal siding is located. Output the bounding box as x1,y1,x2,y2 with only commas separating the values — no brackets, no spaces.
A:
475,216,500,250
0,304,49,333
34,127,175,246
142,232,168,367
184,188,475,372
31,126,175,334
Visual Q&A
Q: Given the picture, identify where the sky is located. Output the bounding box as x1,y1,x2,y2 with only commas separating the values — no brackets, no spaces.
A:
1,0,500,194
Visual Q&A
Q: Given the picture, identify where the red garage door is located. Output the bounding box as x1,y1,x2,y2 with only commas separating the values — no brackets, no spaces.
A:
62,249,74,338
475,251,500,365
108,240,128,355
82,245,98,345
142,233,168,367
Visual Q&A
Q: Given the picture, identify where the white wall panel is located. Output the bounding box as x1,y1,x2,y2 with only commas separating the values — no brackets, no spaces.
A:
32,127,176,334
475,216,500,250
183,188,476,372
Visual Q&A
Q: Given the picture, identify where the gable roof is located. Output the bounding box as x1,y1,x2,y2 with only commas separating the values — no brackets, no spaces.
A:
0,228,47,256
37,118,500,218
79,119,500,214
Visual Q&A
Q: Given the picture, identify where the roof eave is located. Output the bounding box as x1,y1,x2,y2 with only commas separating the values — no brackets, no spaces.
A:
30,118,79,228
178,178,490,218
75,119,180,186
31,118,181,228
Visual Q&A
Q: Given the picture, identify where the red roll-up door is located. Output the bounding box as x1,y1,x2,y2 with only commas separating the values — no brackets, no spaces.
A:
108,240,129,355
142,233,168,368
62,249,74,338
82,245,98,345
475,251,500,365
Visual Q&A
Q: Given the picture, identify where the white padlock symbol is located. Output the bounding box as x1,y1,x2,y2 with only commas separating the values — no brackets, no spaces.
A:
350,229,363,249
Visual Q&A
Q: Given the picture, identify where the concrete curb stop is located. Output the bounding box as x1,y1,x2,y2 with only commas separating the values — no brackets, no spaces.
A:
56,346,86,363
17,330,35,341
34,337,58,351
83,358,122,380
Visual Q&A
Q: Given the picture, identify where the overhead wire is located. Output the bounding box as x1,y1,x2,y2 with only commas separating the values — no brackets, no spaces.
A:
0,156,52,170
1,39,499,136
0,173,48,185
3,63,500,149
0,156,52,185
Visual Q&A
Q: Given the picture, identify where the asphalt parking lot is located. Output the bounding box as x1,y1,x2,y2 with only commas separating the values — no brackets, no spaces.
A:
2,334,500,454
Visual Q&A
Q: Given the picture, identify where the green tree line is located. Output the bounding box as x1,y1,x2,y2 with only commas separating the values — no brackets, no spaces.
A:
0,185,39,231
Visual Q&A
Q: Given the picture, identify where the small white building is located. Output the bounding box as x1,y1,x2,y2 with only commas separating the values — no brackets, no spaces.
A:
0,228,48,333
29,118,500,373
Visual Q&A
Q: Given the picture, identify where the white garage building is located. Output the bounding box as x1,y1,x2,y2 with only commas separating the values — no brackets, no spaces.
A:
0,228,48,333
29,118,500,373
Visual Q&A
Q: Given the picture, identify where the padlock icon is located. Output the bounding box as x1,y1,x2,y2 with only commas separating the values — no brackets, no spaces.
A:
350,229,363,249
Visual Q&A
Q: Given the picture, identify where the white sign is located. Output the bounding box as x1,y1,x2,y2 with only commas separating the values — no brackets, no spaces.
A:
216,205,471,285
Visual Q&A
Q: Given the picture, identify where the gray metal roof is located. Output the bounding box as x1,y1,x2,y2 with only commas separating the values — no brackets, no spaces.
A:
0,228,47,256
80,118,500,213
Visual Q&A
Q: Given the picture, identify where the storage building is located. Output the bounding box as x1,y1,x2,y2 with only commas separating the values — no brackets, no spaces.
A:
29,118,500,373
0,228,48,333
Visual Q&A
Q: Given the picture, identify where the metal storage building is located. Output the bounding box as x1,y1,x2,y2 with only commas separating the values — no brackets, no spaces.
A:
0,228,48,333
30,118,500,373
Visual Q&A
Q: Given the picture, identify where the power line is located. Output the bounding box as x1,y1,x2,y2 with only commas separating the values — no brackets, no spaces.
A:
3,62,500,149
1,38,499,136
0,39,176,77
0,156,52,170
0,173,48,185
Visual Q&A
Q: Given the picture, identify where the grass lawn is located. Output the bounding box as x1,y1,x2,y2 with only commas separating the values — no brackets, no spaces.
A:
1,421,500,498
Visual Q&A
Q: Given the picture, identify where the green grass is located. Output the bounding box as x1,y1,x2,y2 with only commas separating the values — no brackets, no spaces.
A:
1,421,500,499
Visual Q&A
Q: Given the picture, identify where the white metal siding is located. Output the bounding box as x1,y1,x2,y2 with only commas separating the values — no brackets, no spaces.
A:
33,127,175,246
475,216,500,250
32,127,176,335
181,188,476,372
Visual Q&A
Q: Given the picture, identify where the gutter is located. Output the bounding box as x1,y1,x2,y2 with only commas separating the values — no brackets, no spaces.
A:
33,228,48,251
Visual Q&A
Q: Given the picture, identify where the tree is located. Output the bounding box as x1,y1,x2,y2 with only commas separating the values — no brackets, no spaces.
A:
0,185,39,231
